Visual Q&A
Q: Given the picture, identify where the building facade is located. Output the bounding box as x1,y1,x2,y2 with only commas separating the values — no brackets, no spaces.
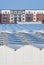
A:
0,10,44,23
25,10,44,22
1,10,10,24
10,10,25,23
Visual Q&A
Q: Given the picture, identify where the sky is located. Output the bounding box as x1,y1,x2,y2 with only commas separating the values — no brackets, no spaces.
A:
0,0,44,10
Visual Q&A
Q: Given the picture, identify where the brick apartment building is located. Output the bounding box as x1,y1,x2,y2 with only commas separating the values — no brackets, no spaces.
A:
0,10,44,23
0,10,10,24
25,10,44,22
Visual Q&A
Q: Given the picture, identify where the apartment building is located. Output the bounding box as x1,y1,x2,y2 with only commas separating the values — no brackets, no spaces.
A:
10,10,25,23
25,10,44,22
36,11,44,22
0,10,44,23
1,10,10,24
25,10,33,22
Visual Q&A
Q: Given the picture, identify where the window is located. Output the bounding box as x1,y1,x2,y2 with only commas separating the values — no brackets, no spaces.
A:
11,11,14,14
22,11,25,13
11,18,13,20
8,12,9,14
3,17,7,19
3,14,8,17
26,17,32,22
33,18,36,20
17,10,22,14
18,14,21,17
22,15,24,17
37,12,39,14
14,11,17,14
11,14,13,17
22,18,24,20
11,21,14,23
34,12,35,14
29,11,30,14
17,17,21,22
3,19,7,22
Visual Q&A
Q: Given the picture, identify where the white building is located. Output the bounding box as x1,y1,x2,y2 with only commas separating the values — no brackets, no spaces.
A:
10,10,25,23
1,10,10,14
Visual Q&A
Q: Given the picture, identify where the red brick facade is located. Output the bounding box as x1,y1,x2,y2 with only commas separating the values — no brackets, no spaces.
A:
1,14,10,24
36,14,44,22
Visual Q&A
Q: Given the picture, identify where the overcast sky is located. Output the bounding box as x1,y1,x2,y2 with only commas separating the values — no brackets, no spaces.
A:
0,0,44,9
